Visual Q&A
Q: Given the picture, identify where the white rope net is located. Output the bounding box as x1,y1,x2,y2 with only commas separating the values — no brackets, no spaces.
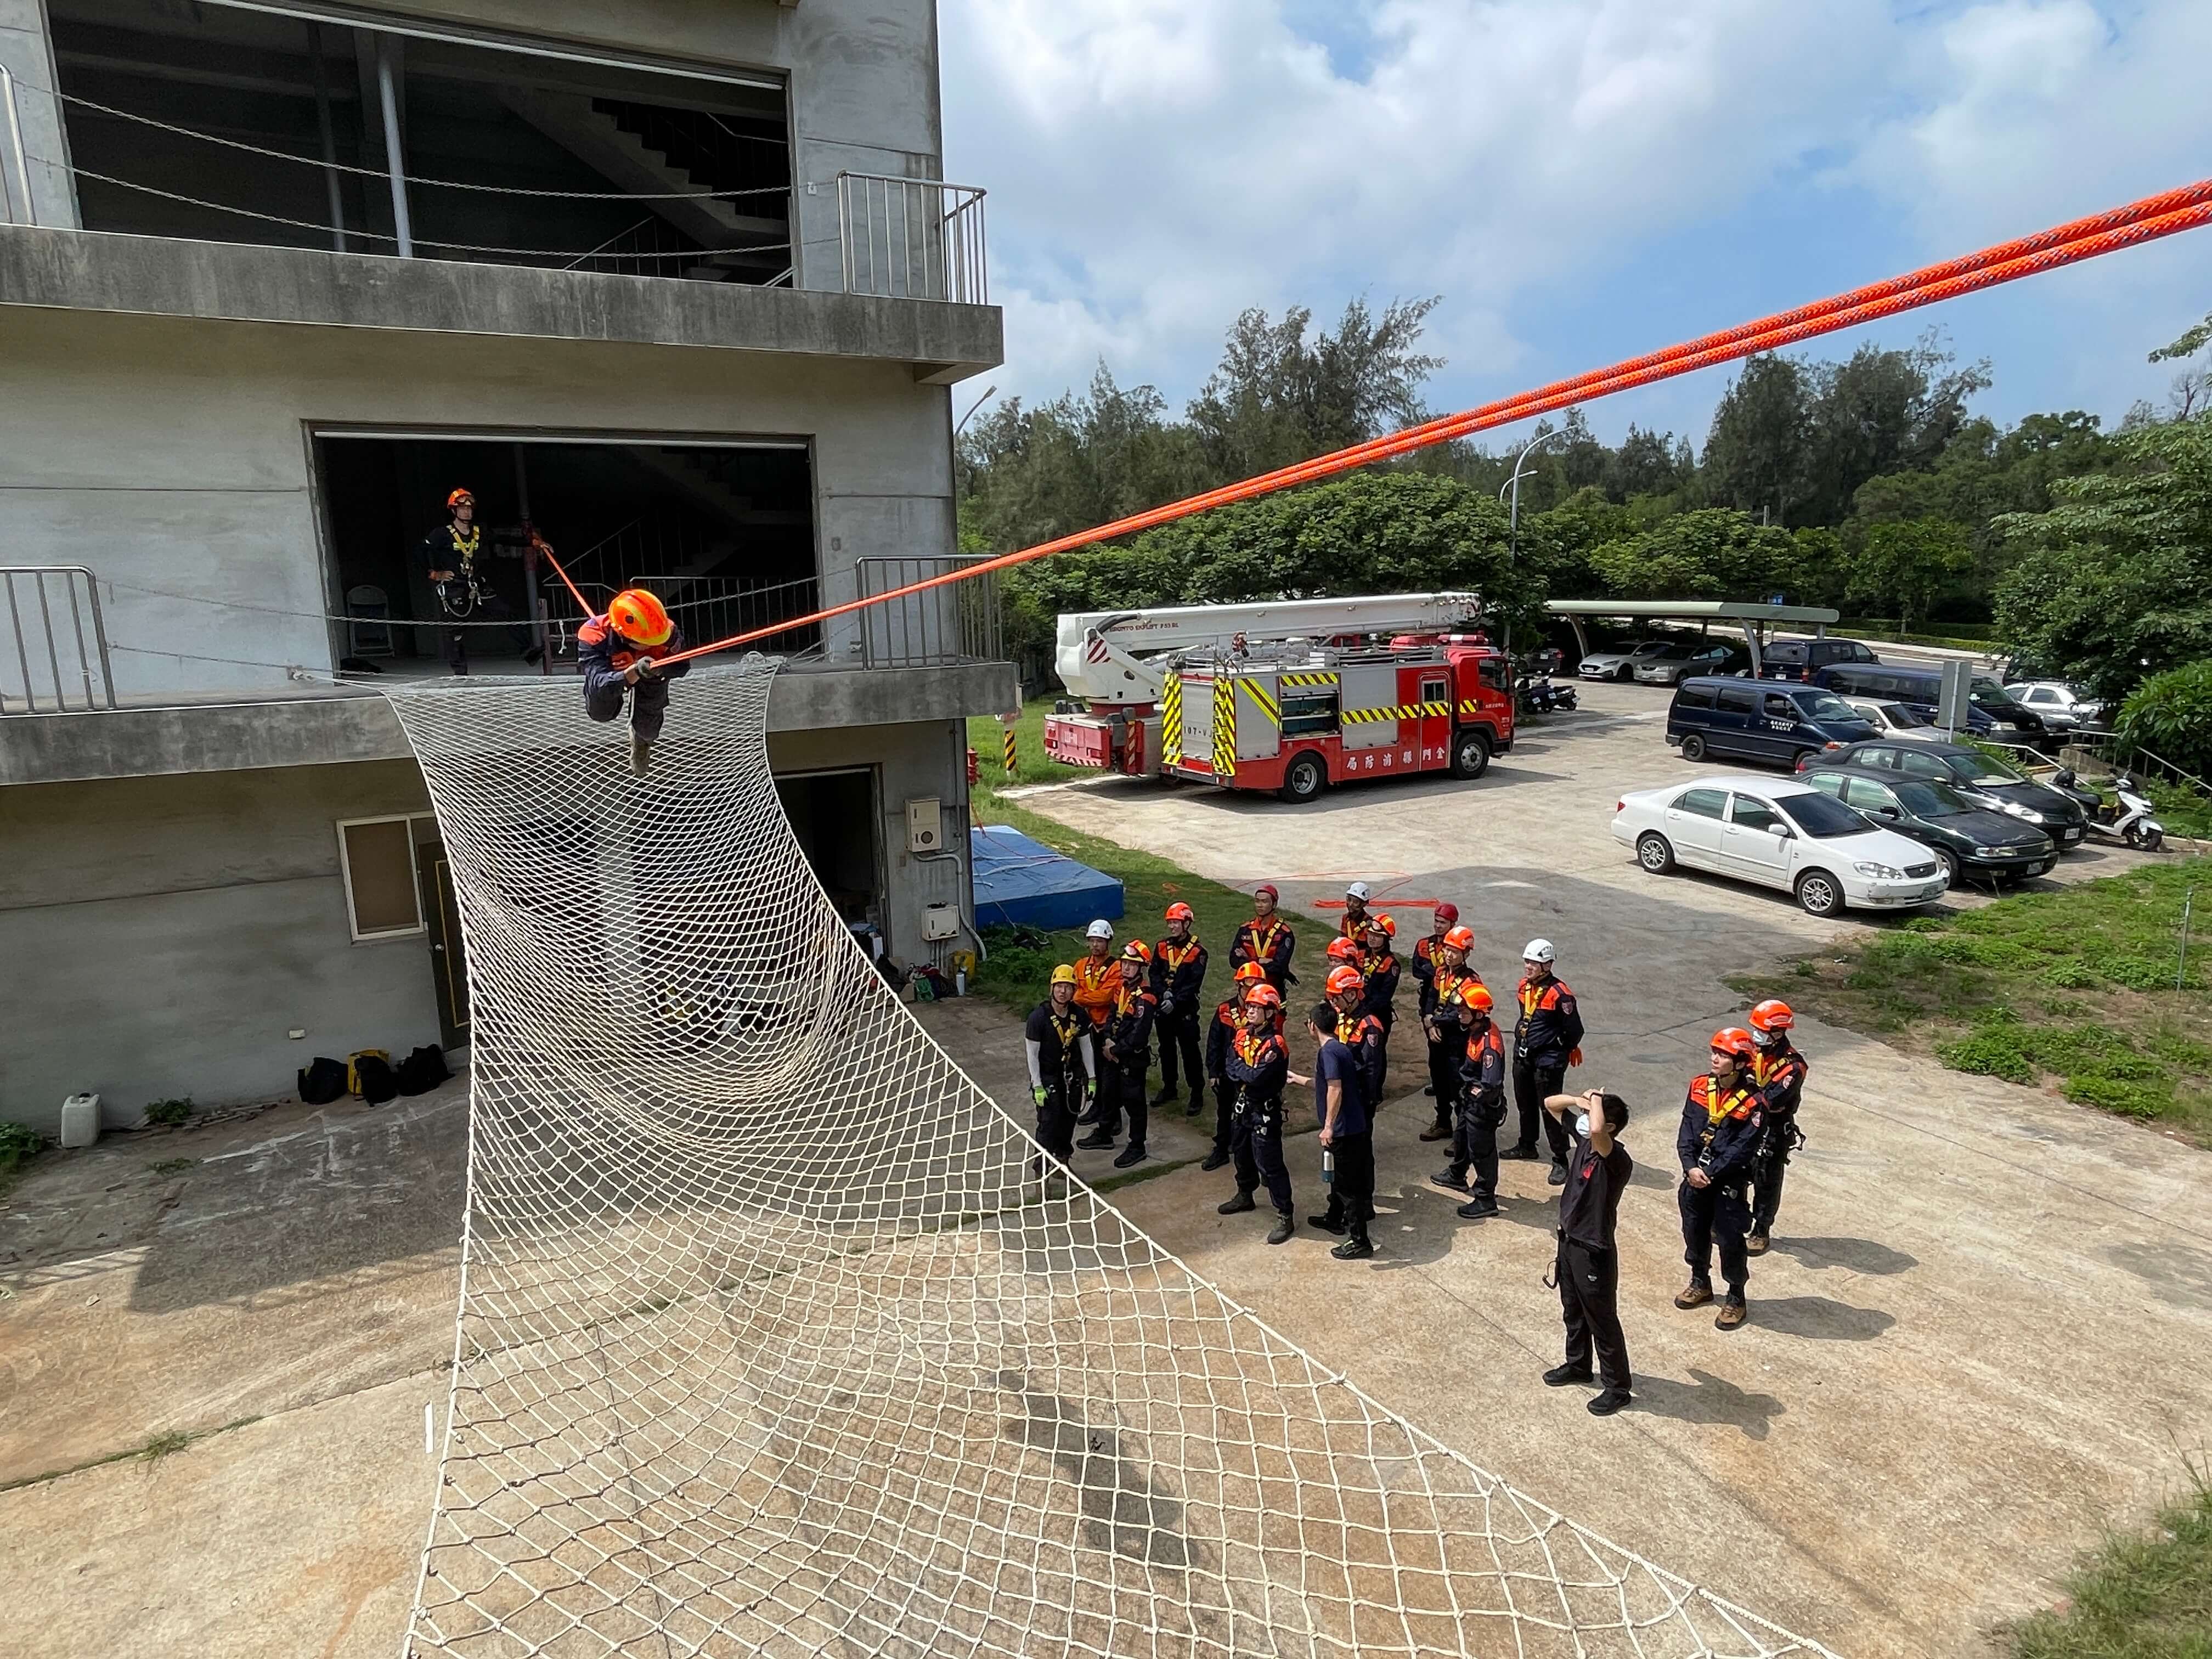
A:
389,662,1833,1659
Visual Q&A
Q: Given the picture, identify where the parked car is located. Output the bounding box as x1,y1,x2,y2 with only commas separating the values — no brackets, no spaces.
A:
1759,635,1881,681
1578,639,1677,680
1667,678,1880,769
1633,641,1748,686
1611,774,1949,916
2007,680,2107,731
1798,766,2057,886
1814,663,2047,742
1837,696,1948,741
1802,738,2092,848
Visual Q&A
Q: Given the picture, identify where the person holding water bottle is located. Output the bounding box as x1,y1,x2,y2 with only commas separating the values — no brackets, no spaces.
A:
1293,1004,1375,1260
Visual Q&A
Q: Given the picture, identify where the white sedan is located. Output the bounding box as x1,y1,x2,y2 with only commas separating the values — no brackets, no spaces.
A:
1610,774,1950,916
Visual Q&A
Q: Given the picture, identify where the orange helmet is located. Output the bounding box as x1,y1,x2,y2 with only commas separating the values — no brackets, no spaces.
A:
1243,984,1282,1010
1325,964,1365,998
1120,940,1152,964
1325,938,1363,965
1232,961,1268,985
1442,925,1475,952
607,588,674,647
1748,998,1795,1032
1164,902,1195,923
1710,1027,1756,1060
445,487,475,510
1457,982,1494,1014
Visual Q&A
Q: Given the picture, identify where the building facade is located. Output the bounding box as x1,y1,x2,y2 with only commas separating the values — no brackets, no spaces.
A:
0,0,1011,1136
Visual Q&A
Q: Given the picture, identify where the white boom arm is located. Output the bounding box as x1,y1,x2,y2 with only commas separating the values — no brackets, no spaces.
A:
1055,592,1482,704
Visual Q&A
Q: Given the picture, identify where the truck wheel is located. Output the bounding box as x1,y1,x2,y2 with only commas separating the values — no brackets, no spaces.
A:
1680,733,1707,763
1279,752,1327,803
1451,731,1492,780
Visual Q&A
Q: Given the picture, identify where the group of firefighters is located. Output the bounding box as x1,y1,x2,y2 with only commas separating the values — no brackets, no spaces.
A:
1022,883,1811,1413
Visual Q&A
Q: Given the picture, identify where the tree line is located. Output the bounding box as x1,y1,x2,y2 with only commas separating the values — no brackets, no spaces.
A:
960,297,2212,749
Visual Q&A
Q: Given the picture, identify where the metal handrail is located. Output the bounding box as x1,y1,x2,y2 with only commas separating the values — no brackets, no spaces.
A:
854,555,1003,668
835,172,988,305
1,566,119,713
0,64,33,226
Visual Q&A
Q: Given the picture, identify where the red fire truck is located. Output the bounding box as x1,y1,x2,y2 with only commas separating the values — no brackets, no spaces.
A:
1043,594,1515,802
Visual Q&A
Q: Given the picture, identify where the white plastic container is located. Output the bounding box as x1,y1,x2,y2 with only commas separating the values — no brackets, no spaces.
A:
59,1092,101,1150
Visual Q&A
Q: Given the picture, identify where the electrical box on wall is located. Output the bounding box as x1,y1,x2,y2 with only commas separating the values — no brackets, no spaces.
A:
922,902,960,942
906,798,943,855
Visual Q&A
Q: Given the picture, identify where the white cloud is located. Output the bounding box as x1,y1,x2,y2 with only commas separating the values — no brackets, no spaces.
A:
941,1,2212,436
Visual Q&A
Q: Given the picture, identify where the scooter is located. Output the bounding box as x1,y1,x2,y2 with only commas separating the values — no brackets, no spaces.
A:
1515,670,1578,716
2055,769,2166,851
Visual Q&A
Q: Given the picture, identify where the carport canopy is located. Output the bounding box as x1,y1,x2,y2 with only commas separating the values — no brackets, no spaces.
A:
1546,600,1842,678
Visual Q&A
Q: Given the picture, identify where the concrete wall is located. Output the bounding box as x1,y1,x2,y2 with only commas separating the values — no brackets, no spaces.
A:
0,759,443,1136
0,0,78,229
767,714,975,971
0,304,957,698
362,0,946,292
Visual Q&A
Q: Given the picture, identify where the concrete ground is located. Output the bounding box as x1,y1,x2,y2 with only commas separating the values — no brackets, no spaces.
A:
3,679,2201,1658
1001,678,2210,1657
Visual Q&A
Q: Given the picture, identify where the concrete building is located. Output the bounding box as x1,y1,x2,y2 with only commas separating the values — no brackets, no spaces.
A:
0,0,1011,1137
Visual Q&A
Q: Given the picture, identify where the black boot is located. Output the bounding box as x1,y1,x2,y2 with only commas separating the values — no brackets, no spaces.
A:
1199,1148,1230,1171
1331,1232,1375,1260
1111,1143,1149,1169
1265,1214,1295,1246
1217,1191,1256,1215
1543,1362,1594,1387
1075,1129,1115,1151
1148,1087,1178,1107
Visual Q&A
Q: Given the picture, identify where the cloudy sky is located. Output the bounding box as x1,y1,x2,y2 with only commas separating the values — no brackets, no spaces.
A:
938,0,2212,451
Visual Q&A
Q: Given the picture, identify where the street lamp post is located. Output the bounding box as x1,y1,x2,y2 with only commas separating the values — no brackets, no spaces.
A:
1498,426,1572,666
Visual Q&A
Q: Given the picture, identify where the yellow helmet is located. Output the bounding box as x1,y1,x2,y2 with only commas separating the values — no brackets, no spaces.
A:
1049,964,1077,987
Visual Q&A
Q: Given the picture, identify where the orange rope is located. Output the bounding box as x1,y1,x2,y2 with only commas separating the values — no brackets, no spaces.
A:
531,539,595,616
658,178,2212,671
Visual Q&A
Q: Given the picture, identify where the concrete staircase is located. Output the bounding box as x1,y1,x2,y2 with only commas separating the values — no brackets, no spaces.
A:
494,89,787,275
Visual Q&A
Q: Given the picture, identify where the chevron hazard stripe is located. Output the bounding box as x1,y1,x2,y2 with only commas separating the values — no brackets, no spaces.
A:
1279,672,1340,689
1238,676,1279,724
1162,674,1183,766
1341,700,1453,724
1211,677,1236,780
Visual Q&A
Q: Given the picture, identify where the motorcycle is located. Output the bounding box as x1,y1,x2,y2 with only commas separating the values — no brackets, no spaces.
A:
1515,670,1578,716
2054,768,2166,851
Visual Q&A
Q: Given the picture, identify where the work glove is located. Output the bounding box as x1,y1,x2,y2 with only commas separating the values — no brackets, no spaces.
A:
1568,1047,1584,1067
1031,1086,1048,1108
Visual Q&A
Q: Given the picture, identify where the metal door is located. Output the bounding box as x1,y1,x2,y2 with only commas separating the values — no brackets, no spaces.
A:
1234,673,1280,761
1338,665,1400,751
1417,672,1451,768
418,840,470,1049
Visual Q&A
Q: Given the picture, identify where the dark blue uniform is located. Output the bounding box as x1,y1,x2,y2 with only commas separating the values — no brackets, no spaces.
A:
1223,1026,1293,1216
1447,1018,1508,1206
1148,938,1209,1105
1086,982,1157,1155
1512,973,1584,1167
1229,917,1296,995
1677,1076,1764,1300
1360,951,1401,1099
577,614,689,740
1750,1041,1809,1238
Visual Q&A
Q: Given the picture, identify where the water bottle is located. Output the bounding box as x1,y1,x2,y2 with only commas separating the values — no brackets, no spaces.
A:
955,968,967,997
1322,1149,1335,1187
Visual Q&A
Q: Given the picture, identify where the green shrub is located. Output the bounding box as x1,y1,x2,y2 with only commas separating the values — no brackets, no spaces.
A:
2114,658,2212,781
2062,1075,2173,1119
2085,953,2193,992
143,1097,194,1128
0,1121,45,1174
2040,960,2098,990
1937,1028,2038,1084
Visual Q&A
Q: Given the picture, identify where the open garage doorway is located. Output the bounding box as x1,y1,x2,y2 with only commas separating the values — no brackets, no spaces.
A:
312,430,820,676
775,768,884,930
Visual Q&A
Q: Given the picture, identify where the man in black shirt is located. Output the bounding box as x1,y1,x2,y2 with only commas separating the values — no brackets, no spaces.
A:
1024,965,1093,1178
1542,1087,1634,1415
1216,984,1295,1245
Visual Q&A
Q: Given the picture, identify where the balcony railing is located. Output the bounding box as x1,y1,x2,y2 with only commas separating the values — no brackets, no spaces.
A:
855,556,1002,669
1,566,118,713
837,173,989,306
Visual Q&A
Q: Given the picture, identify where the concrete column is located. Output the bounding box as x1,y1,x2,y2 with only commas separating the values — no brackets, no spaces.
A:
0,0,81,229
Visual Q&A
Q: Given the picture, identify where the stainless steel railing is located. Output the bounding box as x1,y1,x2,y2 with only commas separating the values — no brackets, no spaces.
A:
2,566,119,713
854,555,1003,668
0,64,33,226
836,173,988,305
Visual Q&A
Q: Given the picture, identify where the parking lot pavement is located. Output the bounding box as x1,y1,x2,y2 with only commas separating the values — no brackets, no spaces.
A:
1009,677,2211,1657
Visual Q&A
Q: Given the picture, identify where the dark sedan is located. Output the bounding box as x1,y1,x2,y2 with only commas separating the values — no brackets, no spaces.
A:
1800,768,2056,885
1799,738,2091,849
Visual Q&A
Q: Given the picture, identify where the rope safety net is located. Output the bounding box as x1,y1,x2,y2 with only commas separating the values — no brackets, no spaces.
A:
392,662,1829,1658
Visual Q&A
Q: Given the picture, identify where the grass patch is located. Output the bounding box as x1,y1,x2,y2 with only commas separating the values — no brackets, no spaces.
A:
0,1121,46,1175
1731,857,2212,1146
148,1157,196,1176
2004,1455,2212,1659
143,1096,194,1128
965,696,1093,792
0,1416,264,1494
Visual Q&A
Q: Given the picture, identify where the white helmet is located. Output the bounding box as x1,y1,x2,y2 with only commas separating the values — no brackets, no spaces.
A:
1522,938,1556,963
1086,919,1114,940
1346,881,1372,901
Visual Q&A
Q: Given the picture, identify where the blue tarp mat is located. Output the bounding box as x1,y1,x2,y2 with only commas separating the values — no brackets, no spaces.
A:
971,824,1124,932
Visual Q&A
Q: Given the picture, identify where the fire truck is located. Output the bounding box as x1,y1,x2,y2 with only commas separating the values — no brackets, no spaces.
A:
1043,593,1516,802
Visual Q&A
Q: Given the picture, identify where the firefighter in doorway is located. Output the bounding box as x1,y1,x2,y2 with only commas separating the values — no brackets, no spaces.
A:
417,487,540,674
